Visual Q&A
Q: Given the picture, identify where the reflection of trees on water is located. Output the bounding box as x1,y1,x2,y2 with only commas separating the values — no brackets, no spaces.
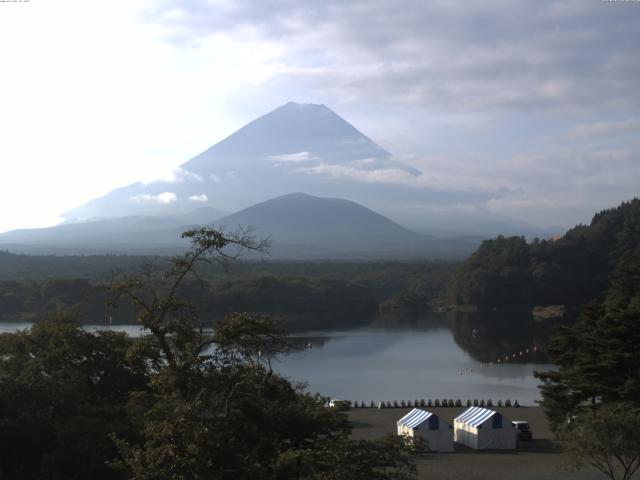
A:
370,311,448,330
282,310,573,364
285,335,332,352
446,310,571,363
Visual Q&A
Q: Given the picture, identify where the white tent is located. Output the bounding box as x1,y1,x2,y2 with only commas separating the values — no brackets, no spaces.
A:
397,408,454,452
453,406,516,450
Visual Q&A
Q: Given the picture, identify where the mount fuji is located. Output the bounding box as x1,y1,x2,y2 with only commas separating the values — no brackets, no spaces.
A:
0,102,552,257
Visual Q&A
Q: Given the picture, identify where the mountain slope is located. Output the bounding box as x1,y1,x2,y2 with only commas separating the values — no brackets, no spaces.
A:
217,192,420,248
0,193,479,258
62,102,421,221
0,208,225,254
447,197,640,309
216,192,477,259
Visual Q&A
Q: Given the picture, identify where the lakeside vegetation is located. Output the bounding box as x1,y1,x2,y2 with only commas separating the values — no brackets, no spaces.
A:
1,198,640,479
0,228,422,480
447,199,640,311
0,254,455,330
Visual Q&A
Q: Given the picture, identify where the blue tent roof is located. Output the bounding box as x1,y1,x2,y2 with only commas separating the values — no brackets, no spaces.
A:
397,408,434,429
454,406,497,428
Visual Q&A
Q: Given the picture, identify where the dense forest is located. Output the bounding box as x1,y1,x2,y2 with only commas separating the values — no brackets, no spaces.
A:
447,198,640,310
0,254,455,330
0,229,421,479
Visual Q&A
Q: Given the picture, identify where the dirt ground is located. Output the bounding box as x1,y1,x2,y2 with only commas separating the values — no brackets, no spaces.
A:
349,407,606,480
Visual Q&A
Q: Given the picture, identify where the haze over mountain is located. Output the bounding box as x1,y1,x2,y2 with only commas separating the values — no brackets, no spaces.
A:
0,212,217,255
63,102,416,219
0,193,479,258
1,102,556,257
61,101,548,239
216,192,477,258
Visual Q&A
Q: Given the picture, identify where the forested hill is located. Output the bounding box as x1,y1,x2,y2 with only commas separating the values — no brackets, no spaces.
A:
446,198,640,309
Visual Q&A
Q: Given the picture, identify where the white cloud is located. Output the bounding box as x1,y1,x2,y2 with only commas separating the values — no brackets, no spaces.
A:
145,167,204,184
188,194,209,202
131,192,178,204
297,162,419,185
209,173,222,183
267,151,319,163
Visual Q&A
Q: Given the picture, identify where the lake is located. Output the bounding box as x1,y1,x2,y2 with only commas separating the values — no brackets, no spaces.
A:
277,327,552,406
1,319,554,406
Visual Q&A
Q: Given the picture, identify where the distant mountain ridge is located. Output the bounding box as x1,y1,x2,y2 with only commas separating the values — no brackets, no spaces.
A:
218,192,420,247
0,192,479,259
0,208,224,254
3,101,554,256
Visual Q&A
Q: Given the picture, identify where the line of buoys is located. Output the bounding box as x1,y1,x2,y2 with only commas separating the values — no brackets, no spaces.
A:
489,345,538,366
458,345,540,375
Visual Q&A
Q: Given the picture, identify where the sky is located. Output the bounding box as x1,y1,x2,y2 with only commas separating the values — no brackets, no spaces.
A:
1,0,639,233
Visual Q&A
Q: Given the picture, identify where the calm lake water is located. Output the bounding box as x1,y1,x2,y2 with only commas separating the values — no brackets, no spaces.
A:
1,320,553,405
277,327,552,406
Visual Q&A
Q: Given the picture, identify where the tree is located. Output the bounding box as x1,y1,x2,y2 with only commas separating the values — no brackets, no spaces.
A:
0,227,422,479
279,434,421,480
0,312,154,480
109,226,270,372
536,247,640,429
561,403,640,480
212,311,288,370
108,227,421,479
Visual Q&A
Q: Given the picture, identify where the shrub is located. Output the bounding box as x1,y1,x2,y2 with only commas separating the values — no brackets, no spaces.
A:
434,399,441,407
505,399,512,407
401,400,406,408
370,401,375,408
466,399,472,407
480,399,485,407
514,400,520,408
497,400,503,407
414,400,420,408
393,400,399,408
455,399,463,407
427,399,433,407
487,399,493,407
419,399,426,407
441,398,448,407
473,399,479,407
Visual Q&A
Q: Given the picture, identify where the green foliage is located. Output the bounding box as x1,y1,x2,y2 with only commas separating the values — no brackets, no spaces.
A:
0,248,456,330
206,275,378,330
213,312,288,366
280,434,421,480
0,227,421,480
448,198,640,308
0,313,153,480
536,246,640,429
559,403,640,480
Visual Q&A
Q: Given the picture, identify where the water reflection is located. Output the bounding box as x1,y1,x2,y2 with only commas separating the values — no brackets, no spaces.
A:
275,325,555,405
446,310,567,364
1,316,558,404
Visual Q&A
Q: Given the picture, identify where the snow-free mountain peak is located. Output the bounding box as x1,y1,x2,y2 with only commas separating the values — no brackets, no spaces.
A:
62,101,420,221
